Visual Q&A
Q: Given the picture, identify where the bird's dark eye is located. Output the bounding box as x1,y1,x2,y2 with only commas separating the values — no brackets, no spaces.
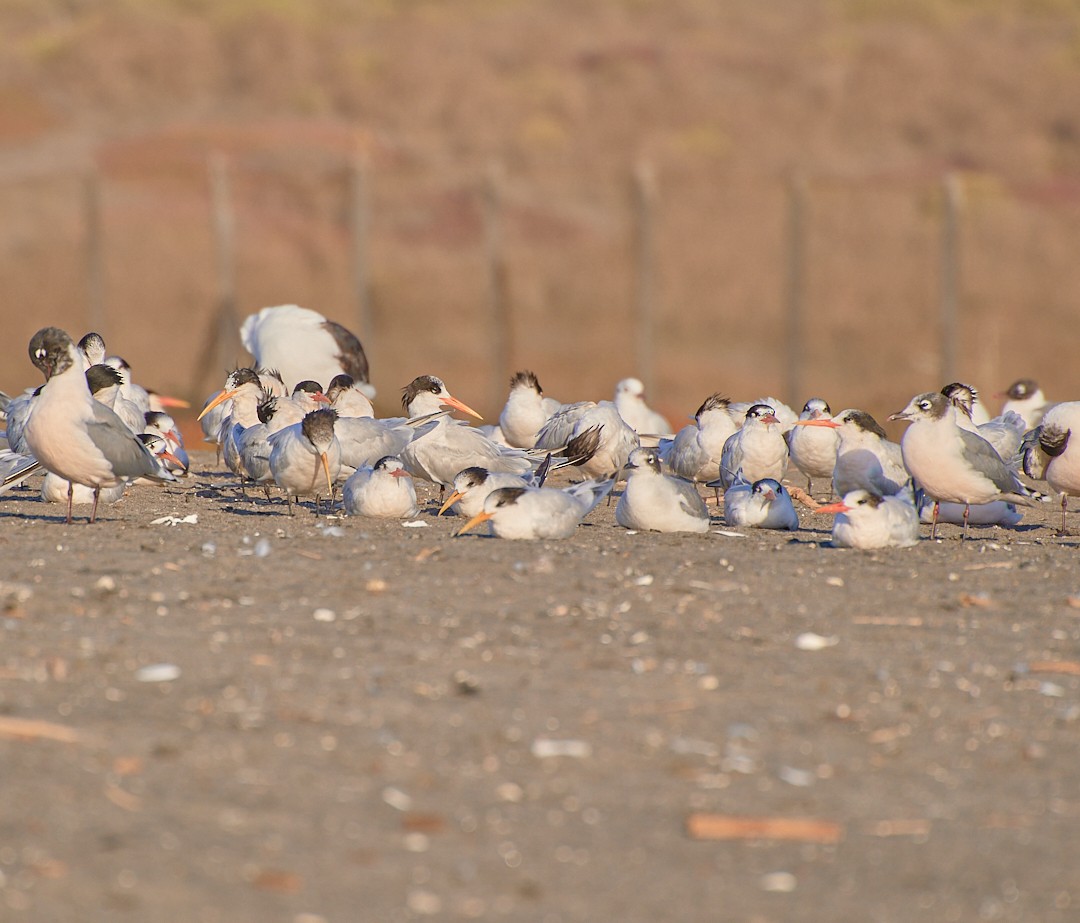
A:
919,400,930,410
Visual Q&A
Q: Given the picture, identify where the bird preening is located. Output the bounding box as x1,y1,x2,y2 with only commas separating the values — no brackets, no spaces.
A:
1,312,1069,545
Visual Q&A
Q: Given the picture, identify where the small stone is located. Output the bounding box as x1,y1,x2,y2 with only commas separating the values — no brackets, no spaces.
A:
531,738,592,759
313,608,336,623
760,871,797,893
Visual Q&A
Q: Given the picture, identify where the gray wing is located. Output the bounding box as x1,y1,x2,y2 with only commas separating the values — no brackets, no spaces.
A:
673,476,709,517
87,401,164,481
957,428,1019,493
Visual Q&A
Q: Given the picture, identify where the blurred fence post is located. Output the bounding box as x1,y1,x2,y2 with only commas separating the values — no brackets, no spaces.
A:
192,152,241,396
784,173,807,407
940,172,962,385
83,169,106,338
483,162,510,410
349,145,374,363
632,161,657,394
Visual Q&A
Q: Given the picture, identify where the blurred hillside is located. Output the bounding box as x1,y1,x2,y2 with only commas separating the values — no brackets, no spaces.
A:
3,0,1080,422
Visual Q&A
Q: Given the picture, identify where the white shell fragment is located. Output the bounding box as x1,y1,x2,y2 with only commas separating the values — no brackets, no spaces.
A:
135,663,181,683
795,632,839,651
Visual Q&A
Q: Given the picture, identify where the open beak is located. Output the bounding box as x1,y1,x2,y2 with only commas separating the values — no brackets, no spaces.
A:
815,501,850,515
438,490,464,515
320,452,333,496
441,394,484,421
455,510,493,536
197,388,236,421
793,418,840,429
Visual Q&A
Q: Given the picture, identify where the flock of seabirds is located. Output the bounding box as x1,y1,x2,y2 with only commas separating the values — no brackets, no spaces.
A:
1,304,1078,550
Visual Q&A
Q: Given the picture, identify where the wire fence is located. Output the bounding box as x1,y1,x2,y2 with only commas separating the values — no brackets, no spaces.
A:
2,146,1078,425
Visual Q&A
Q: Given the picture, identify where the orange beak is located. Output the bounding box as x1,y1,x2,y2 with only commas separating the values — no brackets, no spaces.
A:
312,392,331,404
441,394,483,421
455,510,493,536
815,500,850,515
793,418,840,429
155,394,191,409
197,388,236,421
438,489,464,516
320,452,333,496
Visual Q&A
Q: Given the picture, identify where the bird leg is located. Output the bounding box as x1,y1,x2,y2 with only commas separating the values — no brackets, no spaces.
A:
962,503,970,541
1061,494,1069,536
930,501,940,540
90,486,101,524
66,481,74,525
286,493,294,516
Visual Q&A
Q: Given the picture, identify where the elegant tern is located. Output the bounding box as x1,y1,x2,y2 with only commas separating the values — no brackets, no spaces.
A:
22,327,177,523
400,375,536,489
498,370,561,448
716,474,799,531
717,403,788,488
795,408,907,498
657,393,739,484
817,489,920,549
889,391,1039,539
267,407,342,514
535,400,639,480
438,466,542,520
455,479,614,540
342,455,419,518
615,447,709,533
786,398,839,495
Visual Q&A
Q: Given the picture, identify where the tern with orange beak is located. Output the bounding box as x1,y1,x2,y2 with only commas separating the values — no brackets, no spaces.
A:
400,375,539,490
817,489,920,549
657,393,739,485
717,403,788,489
267,407,341,514
455,479,613,540
342,455,419,518
786,398,839,496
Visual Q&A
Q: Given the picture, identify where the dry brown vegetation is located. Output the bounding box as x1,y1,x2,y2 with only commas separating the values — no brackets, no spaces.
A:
3,0,1080,424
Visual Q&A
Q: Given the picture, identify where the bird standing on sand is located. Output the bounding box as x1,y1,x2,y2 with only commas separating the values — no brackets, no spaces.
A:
21,327,176,523
786,398,839,496
1022,401,1080,534
717,404,788,488
268,407,341,514
889,391,1039,539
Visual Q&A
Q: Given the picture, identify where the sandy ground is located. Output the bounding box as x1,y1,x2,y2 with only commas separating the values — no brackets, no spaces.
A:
1,454,1078,923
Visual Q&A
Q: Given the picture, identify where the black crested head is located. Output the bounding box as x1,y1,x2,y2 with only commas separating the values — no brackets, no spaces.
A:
257,396,278,424
509,370,542,394
293,379,324,396
457,466,490,489
840,409,887,439
489,486,527,508
301,407,338,446
401,375,445,412
695,392,730,421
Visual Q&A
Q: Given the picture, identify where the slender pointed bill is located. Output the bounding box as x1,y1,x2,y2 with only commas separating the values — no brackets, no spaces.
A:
455,510,493,536
793,419,841,429
155,394,191,409
887,411,909,422
312,392,331,404
197,388,236,421
320,452,333,496
162,450,186,470
390,469,410,479
441,394,483,421
438,490,464,516
816,501,850,515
